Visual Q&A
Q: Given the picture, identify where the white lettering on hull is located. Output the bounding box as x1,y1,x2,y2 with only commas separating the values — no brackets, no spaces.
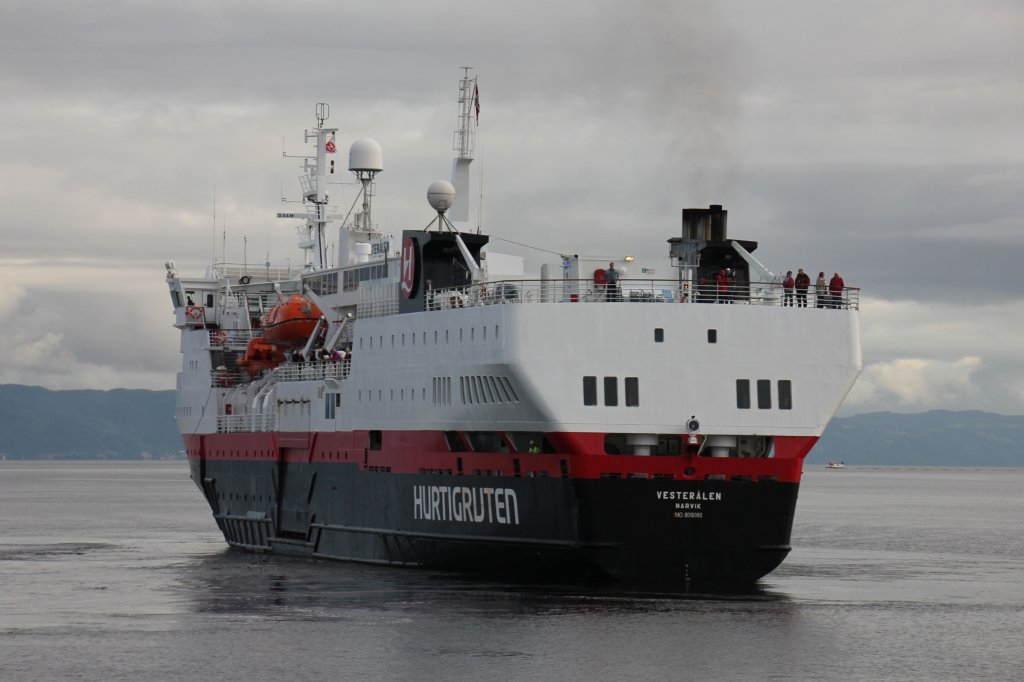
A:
413,485,520,525
655,490,723,501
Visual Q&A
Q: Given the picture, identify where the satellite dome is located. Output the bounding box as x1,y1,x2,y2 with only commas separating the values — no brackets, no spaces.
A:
348,138,383,172
427,180,456,213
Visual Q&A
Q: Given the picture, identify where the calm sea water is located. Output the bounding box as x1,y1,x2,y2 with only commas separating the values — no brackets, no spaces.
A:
1,462,1022,681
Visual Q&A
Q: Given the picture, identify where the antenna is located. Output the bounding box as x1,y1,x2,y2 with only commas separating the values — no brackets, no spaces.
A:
315,102,329,128
449,68,478,224
349,138,384,232
211,184,217,264
477,140,484,234
453,67,477,159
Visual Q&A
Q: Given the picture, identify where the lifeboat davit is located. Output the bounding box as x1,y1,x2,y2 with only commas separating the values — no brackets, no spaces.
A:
260,295,322,349
236,338,285,375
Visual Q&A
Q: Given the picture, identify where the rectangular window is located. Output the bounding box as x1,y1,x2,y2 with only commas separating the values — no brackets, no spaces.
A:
757,379,772,409
654,328,664,343
625,377,639,407
707,329,717,343
368,430,382,451
583,376,597,406
604,377,618,406
736,379,750,409
779,380,793,410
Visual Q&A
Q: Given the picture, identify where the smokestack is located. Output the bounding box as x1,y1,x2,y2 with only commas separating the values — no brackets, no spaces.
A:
681,204,727,242
709,204,728,242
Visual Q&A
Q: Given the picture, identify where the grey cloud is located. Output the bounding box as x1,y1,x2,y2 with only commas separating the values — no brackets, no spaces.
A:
1,0,1022,410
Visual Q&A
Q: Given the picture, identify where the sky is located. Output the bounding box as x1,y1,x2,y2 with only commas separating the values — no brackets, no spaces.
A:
1,0,1022,415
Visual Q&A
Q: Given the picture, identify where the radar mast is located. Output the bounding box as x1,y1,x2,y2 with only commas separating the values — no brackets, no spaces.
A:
449,67,478,224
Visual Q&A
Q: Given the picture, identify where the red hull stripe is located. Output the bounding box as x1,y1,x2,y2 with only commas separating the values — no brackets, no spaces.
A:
184,431,817,484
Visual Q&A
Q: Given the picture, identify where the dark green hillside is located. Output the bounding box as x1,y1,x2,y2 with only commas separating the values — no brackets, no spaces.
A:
810,410,1024,467
0,384,181,459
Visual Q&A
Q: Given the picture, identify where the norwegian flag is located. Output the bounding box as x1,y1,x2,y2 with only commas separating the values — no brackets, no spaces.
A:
473,83,480,123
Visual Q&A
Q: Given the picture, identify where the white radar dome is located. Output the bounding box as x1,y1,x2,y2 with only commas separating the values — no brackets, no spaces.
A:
427,180,456,213
348,138,383,172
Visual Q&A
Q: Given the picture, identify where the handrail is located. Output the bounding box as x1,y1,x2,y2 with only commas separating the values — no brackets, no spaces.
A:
424,279,860,311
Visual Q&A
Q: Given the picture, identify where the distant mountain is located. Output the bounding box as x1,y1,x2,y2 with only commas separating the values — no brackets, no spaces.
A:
0,384,180,460
2,385,1022,465
810,410,1024,467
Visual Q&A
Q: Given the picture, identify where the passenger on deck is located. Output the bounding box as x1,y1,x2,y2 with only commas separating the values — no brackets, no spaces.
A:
605,262,620,301
795,269,810,307
815,272,827,308
716,268,728,303
782,271,795,307
829,272,846,308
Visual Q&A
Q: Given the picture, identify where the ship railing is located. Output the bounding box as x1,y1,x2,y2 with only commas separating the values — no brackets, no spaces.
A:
356,297,400,319
207,328,264,350
425,279,860,311
272,360,351,382
209,359,351,388
210,368,250,388
216,414,253,433
210,262,296,284
215,413,278,433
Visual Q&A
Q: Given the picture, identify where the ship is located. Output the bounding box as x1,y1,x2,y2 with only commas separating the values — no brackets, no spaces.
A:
166,72,862,585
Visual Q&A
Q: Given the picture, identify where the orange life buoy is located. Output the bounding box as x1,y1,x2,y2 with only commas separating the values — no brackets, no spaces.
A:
186,306,204,321
212,330,228,345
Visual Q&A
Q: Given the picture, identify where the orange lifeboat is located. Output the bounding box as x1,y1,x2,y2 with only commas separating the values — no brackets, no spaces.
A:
236,338,285,375
260,295,322,349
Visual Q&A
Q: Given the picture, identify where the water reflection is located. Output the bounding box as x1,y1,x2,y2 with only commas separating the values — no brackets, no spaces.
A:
176,548,793,620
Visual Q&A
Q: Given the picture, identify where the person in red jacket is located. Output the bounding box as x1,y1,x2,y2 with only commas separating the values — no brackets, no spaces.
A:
829,272,845,308
716,267,729,303
782,270,795,307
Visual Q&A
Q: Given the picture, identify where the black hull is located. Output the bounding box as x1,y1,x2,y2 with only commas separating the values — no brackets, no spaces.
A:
191,458,799,586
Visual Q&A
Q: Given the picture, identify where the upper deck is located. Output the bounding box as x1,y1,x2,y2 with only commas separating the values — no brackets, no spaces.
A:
356,277,860,318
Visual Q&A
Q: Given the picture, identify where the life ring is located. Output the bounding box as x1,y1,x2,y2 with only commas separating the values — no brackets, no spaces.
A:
212,330,228,346
239,275,251,285
186,306,204,321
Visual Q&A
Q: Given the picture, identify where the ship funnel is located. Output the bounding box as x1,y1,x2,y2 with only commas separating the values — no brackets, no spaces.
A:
682,204,728,242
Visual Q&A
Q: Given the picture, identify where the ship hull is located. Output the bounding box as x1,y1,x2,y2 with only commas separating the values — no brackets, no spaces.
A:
190,455,799,586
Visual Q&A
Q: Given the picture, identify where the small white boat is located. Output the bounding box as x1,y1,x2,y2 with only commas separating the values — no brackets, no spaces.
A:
826,461,847,469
